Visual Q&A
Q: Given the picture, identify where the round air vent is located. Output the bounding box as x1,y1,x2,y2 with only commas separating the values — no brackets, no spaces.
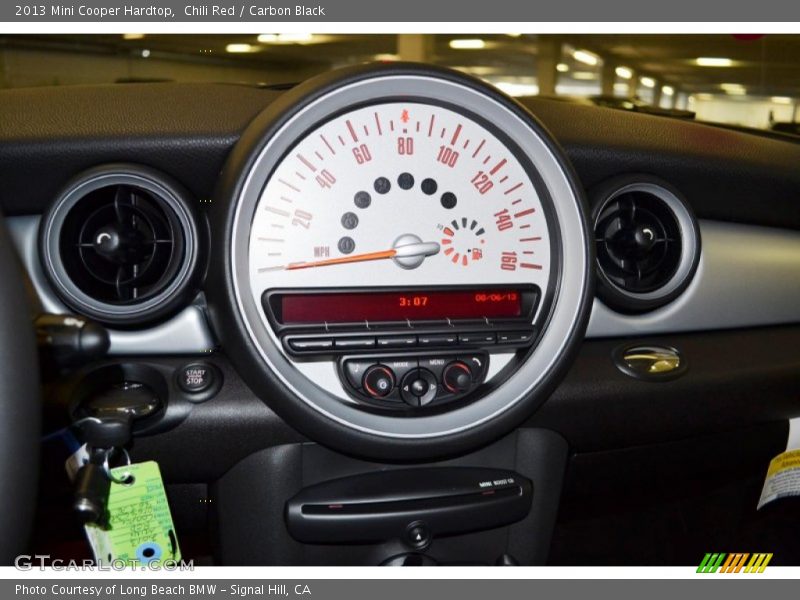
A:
40,164,201,326
591,175,700,313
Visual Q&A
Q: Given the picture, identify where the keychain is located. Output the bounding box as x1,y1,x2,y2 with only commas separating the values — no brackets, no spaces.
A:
62,416,181,567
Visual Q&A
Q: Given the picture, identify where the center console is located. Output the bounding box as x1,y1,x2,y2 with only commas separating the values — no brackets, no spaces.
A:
212,428,568,565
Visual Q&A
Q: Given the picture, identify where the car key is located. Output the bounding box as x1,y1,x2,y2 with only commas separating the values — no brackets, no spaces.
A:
72,452,111,525
76,414,133,450
71,414,133,525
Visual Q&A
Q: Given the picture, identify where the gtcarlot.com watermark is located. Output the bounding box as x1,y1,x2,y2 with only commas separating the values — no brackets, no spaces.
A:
14,554,194,571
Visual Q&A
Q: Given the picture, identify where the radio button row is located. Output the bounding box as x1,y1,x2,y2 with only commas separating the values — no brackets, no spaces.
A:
377,335,417,348
497,330,535,344
288,337,334,351
340,354,488,407
418,333,458,347
458,332,496,345
334,337,377,350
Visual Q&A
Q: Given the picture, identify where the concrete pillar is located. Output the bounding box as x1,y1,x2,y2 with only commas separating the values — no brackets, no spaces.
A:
397,34,433,63
536,37,560,96
627,72,638,99
667,89,678,109
652,83,663,107
601,61,616,96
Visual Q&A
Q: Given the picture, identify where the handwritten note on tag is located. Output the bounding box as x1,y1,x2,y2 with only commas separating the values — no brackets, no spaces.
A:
85,461,181,566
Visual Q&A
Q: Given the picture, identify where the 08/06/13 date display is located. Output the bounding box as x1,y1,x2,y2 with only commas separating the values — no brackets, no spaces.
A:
278,289,524,324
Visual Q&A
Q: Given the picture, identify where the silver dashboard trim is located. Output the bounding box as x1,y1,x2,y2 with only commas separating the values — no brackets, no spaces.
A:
9,215,217,355
10,206,800,354
587,219,800,337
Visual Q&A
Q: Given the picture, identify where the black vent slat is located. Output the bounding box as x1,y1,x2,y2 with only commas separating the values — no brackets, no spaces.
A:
595,191,682,294
59,183,185,306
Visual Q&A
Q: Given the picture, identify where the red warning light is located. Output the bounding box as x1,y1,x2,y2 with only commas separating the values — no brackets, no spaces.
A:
401,109,410,123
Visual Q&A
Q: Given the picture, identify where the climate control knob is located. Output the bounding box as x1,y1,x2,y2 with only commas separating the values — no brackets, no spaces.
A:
442,361,473,394
362,365,396,399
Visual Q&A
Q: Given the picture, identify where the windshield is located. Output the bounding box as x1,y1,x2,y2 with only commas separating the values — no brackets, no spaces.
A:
2,33,798,133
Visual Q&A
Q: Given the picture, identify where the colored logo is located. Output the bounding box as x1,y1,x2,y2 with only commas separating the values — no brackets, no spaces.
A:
697,553,773,573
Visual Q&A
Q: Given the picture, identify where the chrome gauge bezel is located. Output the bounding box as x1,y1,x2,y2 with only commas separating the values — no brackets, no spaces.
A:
215,64,593,457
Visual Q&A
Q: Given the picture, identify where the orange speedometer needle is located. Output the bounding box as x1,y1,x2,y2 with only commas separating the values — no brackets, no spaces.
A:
285,237,440,270
286,249,398,270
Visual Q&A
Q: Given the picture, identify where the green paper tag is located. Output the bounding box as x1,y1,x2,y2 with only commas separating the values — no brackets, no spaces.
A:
85,461,181,567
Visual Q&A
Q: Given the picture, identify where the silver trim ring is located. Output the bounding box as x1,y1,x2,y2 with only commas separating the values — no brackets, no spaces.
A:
229,73,590,439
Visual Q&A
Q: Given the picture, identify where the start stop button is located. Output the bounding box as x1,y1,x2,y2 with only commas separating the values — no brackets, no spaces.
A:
177,362,221,400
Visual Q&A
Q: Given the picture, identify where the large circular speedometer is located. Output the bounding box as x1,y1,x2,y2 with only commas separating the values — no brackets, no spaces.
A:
248,101,551,291
209,64,593,460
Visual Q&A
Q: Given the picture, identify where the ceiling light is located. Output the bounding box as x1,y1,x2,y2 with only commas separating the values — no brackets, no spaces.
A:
449,39,486,50
696,57,734,67
140,49,150,58
615,66,633,79
573,71,598,80
556,63,569,73
720,83,746,95
226,43,256,53
493,81,539,97
771,96,793,104
276,33,313,43
373,53,399,62
506,33,523,38
257,33,314,44
572,49,599,66
123,33,145,40
640,76,656,88
662,85,675,96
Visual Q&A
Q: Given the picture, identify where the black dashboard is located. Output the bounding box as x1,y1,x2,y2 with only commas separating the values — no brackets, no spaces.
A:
3,63,800,565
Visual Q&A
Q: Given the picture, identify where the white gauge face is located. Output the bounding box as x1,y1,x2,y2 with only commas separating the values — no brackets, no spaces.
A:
247,101,552,304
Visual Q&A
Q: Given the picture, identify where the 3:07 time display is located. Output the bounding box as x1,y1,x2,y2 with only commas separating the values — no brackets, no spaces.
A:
398,295,429,307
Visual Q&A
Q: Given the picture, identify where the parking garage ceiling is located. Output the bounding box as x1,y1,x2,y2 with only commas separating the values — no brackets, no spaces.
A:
2,33,800,97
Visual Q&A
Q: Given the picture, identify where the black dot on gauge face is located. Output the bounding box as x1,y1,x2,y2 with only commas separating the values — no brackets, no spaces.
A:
440,192,457,209
354,191,371,209
338,236,356,255
421,178,438,195
374,177,391,194
341,212,359,230
398,172,414,190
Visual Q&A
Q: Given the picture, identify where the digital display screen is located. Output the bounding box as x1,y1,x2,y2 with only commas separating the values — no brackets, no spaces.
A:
278,289,524,324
